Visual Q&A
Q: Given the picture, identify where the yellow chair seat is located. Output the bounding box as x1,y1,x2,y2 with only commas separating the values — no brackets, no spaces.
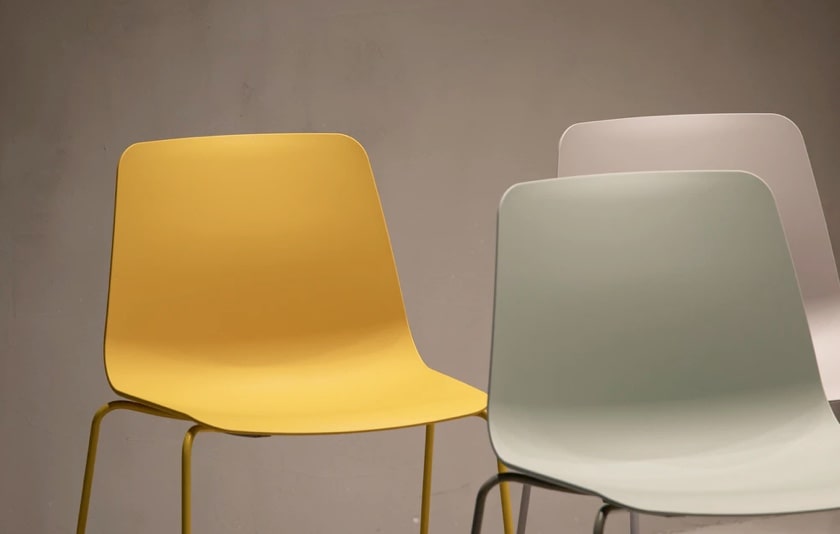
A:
108,344,487,435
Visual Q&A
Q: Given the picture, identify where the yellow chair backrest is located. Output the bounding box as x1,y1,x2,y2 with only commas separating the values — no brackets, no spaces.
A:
105,134,416,377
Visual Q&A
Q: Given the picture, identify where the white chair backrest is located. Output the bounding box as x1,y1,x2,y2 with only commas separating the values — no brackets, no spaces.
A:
557,114,840,399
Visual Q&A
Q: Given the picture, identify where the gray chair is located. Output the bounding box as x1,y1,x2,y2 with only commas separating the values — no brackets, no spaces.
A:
472,170,840,534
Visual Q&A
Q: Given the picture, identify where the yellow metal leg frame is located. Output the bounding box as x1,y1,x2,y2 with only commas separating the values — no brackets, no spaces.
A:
420,424,435,534
182,425,213,534
497,460,514,534
76,400,189,534
79,403,514,534
420,419,513,534
476,411,514,534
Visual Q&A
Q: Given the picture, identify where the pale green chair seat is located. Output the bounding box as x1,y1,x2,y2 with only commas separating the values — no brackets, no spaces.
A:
472,170,840,534
492,400,840,515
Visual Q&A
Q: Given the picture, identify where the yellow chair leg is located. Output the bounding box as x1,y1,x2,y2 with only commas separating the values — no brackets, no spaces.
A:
419,419,513,534
182,425,206,534
496,461,515,534
77,400,187,534
76,402,118,534
475,410,514,534
420,423,435,534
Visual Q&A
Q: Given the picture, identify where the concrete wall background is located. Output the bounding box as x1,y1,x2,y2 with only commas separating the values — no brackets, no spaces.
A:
1,1,839,533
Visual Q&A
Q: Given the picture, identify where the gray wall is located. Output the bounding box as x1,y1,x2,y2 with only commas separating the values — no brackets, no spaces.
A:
2,1,839,533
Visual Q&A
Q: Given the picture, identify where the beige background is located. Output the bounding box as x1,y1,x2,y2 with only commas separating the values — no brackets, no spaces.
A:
1,1,839,533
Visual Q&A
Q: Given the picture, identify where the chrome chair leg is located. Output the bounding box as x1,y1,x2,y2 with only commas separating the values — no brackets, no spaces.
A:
516,484,531,534
593,503,619,534
630,510,640,534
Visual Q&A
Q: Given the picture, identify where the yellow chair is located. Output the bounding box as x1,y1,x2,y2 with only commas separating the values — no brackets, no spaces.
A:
76,133,513,534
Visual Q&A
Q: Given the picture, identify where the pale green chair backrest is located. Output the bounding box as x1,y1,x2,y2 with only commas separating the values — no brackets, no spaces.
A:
488,170,827,459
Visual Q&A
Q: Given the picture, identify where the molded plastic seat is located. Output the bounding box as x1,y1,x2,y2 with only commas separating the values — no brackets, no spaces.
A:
557,114,840,399
77,133,513,534
110,342,484,435
493,393,840,515
105,134,486,434
472,171,840,534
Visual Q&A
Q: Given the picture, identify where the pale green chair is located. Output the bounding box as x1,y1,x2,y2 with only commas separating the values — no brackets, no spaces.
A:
472,170,840,534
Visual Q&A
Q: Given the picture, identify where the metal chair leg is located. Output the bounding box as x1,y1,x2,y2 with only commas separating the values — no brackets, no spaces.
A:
630,511,640,534
77,400,189,534
472,472,582,534
516,484,532,534
419,424,435,534
593,503,619,534
496,461,515,534
476,410,514,534
76,403,119,534
182,424,211,534
470,474,504,534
